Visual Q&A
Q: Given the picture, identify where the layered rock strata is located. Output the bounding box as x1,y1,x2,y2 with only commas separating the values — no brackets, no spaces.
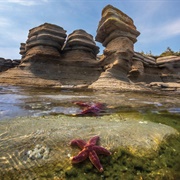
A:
22,23,67,61
90,5,141,90
19,43,26,59
0,5,179,92
0,58,20,72
128,52,157,82
59,29,101,85
0,24,101,88
129,54,180,91
62,29,99,60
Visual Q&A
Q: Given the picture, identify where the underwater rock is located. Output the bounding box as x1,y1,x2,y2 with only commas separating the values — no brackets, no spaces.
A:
0,115,179,179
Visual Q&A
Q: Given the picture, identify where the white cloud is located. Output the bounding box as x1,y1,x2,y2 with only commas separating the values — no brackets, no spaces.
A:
138,1,164,21
138,18,180,43
163,19,180,36
6,0,49,6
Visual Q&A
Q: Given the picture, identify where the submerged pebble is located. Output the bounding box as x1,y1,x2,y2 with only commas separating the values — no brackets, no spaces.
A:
26,144,50,160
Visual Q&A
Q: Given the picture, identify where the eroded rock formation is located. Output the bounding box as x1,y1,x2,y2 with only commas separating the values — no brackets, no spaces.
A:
0,5,179,91
0,23,101,88
62,29,99,60
90,5,141,90
0,58,20,72
129,53,180,90
22,23,67,60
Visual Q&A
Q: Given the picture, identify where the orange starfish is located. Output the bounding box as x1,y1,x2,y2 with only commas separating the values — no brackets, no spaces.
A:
70,135,111,172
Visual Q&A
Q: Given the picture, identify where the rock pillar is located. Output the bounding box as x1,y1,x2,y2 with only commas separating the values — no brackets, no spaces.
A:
95,5,140,82
19,43,26,59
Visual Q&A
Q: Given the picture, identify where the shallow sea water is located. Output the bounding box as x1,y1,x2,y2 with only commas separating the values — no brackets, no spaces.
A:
0,85,180,179
0,85,180,121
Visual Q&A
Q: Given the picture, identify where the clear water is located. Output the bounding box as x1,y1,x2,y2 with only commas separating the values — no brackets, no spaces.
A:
0,85,180,121
0,85,180,179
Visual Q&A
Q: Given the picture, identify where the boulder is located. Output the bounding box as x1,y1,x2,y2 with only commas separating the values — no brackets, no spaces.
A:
0,115,178,179
128,60,144,80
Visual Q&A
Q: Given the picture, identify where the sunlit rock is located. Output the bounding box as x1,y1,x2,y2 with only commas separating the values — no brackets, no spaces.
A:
62,29,99,60
23,23,67,61
90,4,142,90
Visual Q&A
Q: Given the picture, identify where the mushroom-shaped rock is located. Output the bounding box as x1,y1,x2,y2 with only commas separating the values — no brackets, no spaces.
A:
90,5,140,89
23,23,67,61
62,29,99,60
96,4,140,45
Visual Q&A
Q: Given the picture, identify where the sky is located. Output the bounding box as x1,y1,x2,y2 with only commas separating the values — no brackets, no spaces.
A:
0,0,180,59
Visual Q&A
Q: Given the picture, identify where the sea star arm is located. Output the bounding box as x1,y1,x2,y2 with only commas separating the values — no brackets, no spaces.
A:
79,107,93,114
88,135,99,145
89,150,104,172
74,101,90,107
70,139,86,149
70,149,89,163
93,145,111,156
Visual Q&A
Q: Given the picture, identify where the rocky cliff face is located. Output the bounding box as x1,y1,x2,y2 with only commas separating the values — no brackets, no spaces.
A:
0,5,179,91
128,53,180,90
0,23,101,88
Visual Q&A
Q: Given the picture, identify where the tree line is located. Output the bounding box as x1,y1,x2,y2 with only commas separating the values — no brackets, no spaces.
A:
140,47,180,58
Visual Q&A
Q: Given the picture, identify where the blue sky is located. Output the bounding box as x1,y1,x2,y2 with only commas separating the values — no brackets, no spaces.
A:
0,0,180,59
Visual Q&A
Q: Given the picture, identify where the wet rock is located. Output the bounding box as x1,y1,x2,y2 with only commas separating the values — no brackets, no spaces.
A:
0,114,179,179
149,82,180,91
